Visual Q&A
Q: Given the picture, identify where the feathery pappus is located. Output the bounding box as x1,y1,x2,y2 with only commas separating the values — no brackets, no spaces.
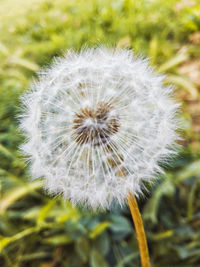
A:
19,47,180,209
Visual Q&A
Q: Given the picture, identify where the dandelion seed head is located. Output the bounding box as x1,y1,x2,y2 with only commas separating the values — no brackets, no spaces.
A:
19,47,180,209
73,102,120,146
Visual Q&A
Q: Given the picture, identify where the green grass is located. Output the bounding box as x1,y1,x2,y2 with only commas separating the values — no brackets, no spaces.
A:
0,0,200,266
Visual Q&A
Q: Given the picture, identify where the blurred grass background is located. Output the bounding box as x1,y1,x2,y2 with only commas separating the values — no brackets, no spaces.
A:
0,0,200,266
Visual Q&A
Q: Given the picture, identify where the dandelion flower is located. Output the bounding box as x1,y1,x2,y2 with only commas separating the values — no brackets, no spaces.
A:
19,47,179,210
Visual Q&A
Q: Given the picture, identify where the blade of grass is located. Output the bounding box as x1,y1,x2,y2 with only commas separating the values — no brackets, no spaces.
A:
0,180,43,214
158,54,188,73
164,74,199,98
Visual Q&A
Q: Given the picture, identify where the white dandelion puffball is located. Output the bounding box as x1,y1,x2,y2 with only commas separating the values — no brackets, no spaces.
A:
20,47,179,209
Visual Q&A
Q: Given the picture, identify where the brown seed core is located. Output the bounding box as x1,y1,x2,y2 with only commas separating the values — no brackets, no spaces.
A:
73,102,120,146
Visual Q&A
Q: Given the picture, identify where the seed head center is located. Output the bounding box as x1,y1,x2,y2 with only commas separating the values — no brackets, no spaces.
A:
73,102,120,146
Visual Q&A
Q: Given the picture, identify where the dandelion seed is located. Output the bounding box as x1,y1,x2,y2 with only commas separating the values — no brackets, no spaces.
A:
19,47,179,210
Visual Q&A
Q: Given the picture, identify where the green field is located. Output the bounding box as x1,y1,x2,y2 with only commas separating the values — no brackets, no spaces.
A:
1,0,200,266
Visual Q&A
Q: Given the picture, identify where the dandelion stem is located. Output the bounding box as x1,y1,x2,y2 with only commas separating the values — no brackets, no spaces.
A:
127,192,150,267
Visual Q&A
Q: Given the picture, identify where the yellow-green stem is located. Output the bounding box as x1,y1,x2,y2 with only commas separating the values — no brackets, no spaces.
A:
127,192,150,267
